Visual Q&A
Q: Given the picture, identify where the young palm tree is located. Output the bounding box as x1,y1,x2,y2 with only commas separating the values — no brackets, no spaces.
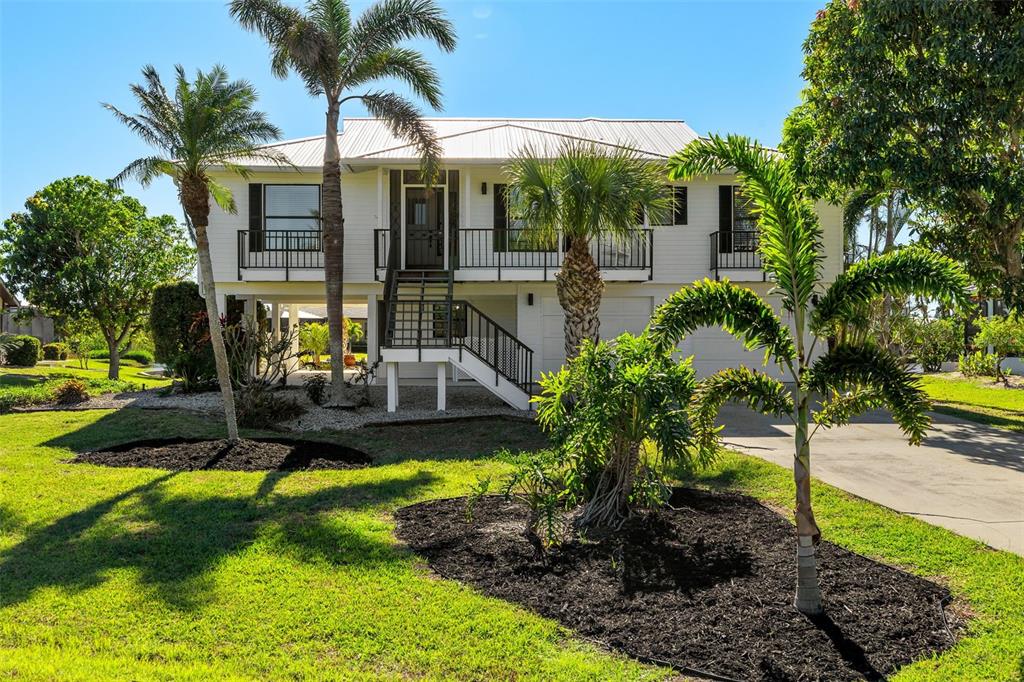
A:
648,134,971,615
105,65,286,442
505,141,671,360
230,0,456,403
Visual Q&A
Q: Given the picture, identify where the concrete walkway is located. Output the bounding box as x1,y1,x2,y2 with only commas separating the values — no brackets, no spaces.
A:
718,405,1024,555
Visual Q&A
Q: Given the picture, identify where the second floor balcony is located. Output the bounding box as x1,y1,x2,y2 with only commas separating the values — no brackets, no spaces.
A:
236,227,655,282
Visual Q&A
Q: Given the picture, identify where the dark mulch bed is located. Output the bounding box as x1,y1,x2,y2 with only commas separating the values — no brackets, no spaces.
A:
74,437,371,472
395,488,957,681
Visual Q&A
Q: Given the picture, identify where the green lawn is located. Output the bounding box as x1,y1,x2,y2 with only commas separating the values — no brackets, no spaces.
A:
1,408,1021,680
919,373,1024,431
0,361,172,413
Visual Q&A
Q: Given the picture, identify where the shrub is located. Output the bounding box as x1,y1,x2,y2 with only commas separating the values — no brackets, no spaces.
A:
4,335,40,367
41,342,69,361
151,281,205,363
973,314,1024,382
121,349,153,365
53,379,90,405
525,332,699,536
303,373,328,405
958,351,1005,379
150,282,215,390
236,385,305,428
298,322,330,368
896,317,963,372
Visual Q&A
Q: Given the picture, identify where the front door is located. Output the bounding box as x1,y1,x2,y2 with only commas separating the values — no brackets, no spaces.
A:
405,187,445,269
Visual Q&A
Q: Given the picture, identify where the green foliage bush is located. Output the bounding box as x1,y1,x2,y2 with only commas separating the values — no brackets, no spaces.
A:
303,373,328,406
150,282,216,391
0,373,136,413
896,317,963,372
121,349,153,365
299,322,330,368
41,342,69,361
973,314,1024,381
4,336,40,367
958,351,1004,379
236,386,305,428
511,332,699,542
53,379,90,405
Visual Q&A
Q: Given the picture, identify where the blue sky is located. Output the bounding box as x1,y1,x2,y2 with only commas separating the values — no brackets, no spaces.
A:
1,0,819,223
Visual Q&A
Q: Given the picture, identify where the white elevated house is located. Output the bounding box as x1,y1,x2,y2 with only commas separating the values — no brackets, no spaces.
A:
204,118,843,411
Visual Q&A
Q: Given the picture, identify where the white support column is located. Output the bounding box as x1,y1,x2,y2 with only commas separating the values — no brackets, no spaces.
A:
271,302,281,342
436,361,447,412
288,304,300,371
387,362,398,412
246,294,257,318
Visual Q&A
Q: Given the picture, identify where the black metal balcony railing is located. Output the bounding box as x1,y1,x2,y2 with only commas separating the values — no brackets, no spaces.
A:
385,298,533,392
373,227,654,280
237,230,323,280
709,230,763,276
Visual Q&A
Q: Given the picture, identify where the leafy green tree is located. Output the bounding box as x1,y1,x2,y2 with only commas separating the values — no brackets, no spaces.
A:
105,65,285,441
505,142,671,359
532,332,698,530
299,321,330,368
0,177,192,379
649,135,971,615
894,316,963,373
230,0,456,402
785,0,1024,307
974,314,1024,384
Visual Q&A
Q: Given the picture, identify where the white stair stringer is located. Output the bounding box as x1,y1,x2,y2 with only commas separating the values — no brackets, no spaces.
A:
448,350,532,411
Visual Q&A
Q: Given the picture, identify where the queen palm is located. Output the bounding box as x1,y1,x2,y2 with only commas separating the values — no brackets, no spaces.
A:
105,65,286,442
648,134,971,615
505,141,671,360
230,0,456,403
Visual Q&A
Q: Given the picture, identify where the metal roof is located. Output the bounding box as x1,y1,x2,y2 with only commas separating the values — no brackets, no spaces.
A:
245,118,699,168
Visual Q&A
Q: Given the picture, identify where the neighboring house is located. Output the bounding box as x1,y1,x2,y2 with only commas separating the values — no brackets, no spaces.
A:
0,279,55,344
204,118,843,411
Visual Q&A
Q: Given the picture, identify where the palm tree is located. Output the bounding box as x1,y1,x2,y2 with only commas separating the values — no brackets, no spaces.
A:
230,0,456,403
648,134,971,615
105,65,286,442
505,141,671,360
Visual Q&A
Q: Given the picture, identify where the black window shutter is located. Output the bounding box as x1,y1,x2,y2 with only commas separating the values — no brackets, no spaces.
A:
248,183,263,252
389,170,401,263
493,183,508,251
718,185,732,253
447,170,460,267
675,186,688,225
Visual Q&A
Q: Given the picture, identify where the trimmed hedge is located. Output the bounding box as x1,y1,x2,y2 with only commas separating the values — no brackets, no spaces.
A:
87,348,154,366
4,336,40,367
42,342,70,361
150,281,215,390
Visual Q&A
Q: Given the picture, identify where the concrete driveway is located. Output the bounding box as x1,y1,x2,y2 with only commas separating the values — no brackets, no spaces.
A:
718,404,1024,555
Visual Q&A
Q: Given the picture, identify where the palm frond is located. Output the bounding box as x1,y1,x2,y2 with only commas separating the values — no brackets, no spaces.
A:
668,135,823,313
347,46,443,109
690,367,793,461
354,90,441,183
804,343,931,444
842,188,878,255
812,247,972,333
504,140,671,245
108,156,176,189
648,278,796,366
348,0,456,73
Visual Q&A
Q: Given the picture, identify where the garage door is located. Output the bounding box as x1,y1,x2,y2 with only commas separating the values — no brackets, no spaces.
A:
540,296,652,373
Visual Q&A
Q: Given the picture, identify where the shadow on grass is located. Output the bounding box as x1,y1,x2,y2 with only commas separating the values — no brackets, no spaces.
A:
0,469,437,611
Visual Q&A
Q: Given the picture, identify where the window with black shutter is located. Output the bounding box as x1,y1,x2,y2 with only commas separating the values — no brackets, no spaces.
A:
719,185,733,252
651,186,687,226
248,183,263,252
262,184,321,251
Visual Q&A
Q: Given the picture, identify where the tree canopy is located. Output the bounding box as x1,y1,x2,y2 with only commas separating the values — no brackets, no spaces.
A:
0,176,193,378
784,0,1024,305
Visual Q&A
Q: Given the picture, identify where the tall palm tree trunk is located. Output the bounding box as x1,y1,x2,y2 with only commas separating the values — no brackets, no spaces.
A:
556,237,603,360
793,393,822,615
321,103,347,402
183,178,240,442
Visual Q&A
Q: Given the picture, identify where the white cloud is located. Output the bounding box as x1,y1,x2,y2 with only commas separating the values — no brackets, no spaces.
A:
474,32,489,40
472,5,492,19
